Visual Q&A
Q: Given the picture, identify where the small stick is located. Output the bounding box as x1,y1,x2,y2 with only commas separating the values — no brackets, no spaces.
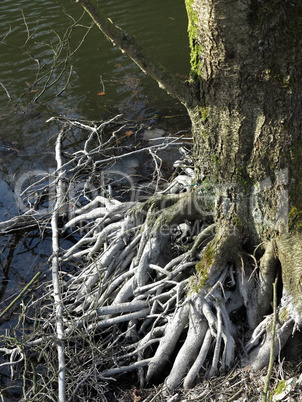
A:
0,82,11,101
262,273,279,402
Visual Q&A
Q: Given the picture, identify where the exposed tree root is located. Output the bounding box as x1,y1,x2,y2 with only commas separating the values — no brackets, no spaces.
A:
0,117,301,400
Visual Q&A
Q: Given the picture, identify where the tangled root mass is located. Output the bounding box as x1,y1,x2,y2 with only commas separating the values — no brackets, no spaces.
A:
0,116,298,400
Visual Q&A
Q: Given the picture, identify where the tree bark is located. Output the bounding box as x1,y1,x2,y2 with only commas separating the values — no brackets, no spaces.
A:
185,0,302,323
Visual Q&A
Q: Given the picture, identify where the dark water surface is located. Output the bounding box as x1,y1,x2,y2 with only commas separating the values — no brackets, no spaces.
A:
0,0,189,341
0,0,190,208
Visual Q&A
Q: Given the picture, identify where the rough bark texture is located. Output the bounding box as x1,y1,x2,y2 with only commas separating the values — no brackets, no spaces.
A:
185,0,302,328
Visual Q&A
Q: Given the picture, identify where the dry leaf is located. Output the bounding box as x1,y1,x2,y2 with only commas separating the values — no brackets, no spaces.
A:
132,388,141,402
97,92,106,96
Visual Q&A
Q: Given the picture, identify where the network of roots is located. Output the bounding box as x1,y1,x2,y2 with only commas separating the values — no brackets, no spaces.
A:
0,115,298,400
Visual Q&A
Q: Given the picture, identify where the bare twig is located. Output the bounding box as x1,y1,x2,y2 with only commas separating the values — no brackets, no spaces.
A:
0,81,11,101
262,273,279,402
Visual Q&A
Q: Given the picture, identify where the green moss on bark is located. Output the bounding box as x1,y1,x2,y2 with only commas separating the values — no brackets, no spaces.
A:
188,242,216,294
278,306,289,324
185,0,203,80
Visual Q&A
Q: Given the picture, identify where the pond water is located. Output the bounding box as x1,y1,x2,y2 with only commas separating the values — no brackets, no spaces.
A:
0,0,190,358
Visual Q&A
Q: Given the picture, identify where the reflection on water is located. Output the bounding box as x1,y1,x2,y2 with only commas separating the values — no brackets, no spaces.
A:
0,0,190,333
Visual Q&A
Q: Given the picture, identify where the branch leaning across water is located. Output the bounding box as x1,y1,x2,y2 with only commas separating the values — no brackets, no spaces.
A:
75,0,196,108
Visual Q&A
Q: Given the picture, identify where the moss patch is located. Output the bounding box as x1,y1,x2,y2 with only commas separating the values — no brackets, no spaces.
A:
288,207,302,233
196,243,215,273
278,306,289,324
185,0,203,80
270,379,287,399
189,242,216,294
200,106,210,122
234,166,256,192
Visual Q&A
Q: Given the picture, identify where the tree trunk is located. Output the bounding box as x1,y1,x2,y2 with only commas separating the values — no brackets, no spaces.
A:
186,0,302,233
184,0,302,368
